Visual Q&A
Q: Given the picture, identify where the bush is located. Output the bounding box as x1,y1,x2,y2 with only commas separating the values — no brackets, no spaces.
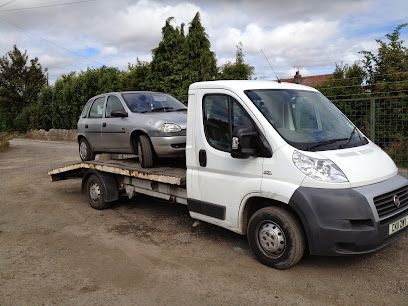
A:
386,137,408,168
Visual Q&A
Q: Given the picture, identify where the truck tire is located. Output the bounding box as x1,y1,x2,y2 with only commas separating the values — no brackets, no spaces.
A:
86,174,111,210
137,135,154,168
79,138,95,161
247,206,305,269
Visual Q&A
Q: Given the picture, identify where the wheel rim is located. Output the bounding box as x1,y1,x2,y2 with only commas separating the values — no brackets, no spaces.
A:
258,221,286,258
89,182,101,201
79,141,88,160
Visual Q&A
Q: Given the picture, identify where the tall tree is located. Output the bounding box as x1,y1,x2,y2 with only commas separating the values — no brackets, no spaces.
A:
150,17,186,100
218,42,254,80
0,45,46,130
184,12,217,86
360,23,408,94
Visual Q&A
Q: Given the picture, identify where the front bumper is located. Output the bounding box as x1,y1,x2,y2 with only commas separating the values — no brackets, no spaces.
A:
289,175,408,256
150,135,186,157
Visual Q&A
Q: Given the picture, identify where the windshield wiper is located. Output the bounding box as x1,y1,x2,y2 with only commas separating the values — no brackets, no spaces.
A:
151,107,175,112
174,108,187,111
339,126,357,149
307,138,349,151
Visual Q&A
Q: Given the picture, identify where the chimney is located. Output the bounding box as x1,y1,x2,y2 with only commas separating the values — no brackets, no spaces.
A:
294,70,302,84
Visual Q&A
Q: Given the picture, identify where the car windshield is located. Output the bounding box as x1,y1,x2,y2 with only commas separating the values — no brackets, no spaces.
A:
121,92,186,113
244,89,367,151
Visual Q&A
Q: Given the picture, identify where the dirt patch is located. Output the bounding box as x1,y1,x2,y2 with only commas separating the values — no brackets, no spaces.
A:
0,139,407,306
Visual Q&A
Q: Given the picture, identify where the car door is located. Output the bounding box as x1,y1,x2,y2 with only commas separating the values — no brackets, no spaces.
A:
191,89,264,229
86,96,106,151
101,94,130,151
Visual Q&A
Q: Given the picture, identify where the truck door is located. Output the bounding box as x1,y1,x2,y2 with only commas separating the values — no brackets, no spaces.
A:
190,90,264,229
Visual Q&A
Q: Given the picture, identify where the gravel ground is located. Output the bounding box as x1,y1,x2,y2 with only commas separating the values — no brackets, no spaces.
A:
0,138,407,306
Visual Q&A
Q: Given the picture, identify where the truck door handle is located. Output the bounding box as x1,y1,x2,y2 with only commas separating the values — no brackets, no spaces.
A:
85,124,88,129
199,149,207,167
102,122,106,127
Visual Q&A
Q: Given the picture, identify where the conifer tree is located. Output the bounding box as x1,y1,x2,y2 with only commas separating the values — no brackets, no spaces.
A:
184,12,217,86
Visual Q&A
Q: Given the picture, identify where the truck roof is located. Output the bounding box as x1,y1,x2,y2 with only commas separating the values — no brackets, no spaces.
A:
189,80,319,92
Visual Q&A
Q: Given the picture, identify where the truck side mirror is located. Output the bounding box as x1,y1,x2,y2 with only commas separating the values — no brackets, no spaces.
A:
231,128,257,159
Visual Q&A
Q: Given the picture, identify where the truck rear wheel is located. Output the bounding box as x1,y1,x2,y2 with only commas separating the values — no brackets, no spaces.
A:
137,135,154,168
86,174,111,210
247,206,305,269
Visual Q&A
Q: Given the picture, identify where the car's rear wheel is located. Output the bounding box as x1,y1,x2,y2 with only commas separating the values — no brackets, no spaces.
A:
137,135,154,168
79,138,95,161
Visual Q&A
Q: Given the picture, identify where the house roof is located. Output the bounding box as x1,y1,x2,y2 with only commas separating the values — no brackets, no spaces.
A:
280,74,331,88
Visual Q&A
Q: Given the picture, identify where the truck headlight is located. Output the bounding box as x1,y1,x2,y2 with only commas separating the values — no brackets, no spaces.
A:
292,150,348,183
160,123,182,133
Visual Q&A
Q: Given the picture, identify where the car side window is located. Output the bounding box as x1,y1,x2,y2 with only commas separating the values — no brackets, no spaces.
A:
203,94,256,153
89,97,105,119
81,99,93,118
106,95,125,118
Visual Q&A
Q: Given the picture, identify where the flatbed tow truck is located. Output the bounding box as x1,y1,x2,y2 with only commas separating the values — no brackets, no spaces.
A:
49,81,408,269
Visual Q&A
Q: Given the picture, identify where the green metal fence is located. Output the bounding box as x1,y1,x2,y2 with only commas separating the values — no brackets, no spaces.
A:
332,95,408,177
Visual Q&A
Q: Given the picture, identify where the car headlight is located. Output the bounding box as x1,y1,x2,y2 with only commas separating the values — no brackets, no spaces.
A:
292,150,348,183
160,123,182,133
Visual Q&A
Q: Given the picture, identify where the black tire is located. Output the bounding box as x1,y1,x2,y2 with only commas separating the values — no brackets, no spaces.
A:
247,206,305,269
79,138,95,161
137,135,154,168
86,174,111,210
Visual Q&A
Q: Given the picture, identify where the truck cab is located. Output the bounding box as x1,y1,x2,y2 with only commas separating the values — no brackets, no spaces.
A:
186,80,408,269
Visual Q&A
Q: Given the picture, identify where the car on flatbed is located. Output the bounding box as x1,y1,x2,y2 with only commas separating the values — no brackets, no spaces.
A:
51,80,408,269
77,91,187,167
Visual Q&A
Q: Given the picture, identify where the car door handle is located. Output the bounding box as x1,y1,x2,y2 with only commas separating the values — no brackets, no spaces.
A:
199,149,207,167
102,122,106,127
85,124,88,129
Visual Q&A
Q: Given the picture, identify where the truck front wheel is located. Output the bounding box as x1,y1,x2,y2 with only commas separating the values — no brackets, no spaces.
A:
247,206,305,269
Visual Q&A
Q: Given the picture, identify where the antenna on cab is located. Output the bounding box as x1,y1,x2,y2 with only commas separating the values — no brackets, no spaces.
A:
261,49,281,83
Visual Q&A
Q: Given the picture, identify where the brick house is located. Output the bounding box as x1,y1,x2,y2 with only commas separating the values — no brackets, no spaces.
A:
281,71,331,88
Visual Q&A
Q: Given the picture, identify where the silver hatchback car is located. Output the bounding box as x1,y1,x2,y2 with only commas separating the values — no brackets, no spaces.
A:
77,91,187,167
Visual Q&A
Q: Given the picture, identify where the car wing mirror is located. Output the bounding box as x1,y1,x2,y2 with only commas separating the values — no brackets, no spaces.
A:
111,110,128,117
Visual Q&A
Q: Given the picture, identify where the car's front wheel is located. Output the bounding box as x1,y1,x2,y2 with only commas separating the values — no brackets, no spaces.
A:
137,135,154,168
79,138,95,161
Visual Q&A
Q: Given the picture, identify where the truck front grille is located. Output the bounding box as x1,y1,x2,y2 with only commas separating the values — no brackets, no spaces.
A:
374,185,408,220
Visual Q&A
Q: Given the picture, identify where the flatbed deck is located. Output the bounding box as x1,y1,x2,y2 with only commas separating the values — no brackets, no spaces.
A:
48,158,186,187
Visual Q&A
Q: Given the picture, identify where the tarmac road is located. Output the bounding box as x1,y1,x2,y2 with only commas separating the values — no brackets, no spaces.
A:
0,138,407,305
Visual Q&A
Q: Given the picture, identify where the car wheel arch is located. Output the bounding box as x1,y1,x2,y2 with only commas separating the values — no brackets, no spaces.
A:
130,129,155,154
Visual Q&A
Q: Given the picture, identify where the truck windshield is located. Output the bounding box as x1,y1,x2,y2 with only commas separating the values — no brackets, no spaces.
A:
244,89,368,151
122,92,187,113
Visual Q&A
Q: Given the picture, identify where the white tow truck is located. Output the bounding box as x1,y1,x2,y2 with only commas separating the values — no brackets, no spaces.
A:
49,80,408,269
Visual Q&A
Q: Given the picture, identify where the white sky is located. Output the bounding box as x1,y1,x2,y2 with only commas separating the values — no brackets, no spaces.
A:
0,0,407,82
